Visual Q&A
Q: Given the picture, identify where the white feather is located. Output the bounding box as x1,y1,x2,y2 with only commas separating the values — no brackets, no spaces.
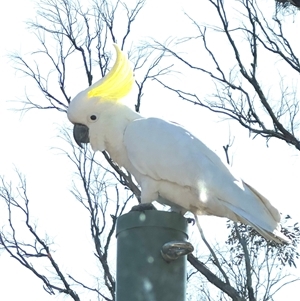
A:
122,117,288,243
69,100,288,243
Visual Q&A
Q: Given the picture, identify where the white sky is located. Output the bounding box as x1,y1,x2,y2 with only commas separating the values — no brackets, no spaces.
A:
1,0,300,300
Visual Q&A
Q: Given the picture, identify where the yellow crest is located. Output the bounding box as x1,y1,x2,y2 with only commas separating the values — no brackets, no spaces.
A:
88,44,134,101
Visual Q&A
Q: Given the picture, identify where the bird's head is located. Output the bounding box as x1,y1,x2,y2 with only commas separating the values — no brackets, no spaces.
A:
67,44,134,147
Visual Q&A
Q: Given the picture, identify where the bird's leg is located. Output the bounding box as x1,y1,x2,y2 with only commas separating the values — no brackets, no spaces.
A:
131,186,158,211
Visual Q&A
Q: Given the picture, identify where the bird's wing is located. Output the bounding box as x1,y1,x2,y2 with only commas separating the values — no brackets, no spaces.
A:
124,117,233,189
124,118,247,197
123,117,285,241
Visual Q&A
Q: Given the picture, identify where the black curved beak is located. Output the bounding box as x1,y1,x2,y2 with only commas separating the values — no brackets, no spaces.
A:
73,124,90,148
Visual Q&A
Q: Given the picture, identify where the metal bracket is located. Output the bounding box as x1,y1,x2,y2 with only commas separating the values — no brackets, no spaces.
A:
161,241,194,262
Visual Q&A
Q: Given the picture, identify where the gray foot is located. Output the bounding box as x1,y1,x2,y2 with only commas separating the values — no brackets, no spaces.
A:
131,203,157,212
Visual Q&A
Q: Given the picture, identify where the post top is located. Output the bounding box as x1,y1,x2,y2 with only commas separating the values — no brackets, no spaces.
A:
116,210,189,237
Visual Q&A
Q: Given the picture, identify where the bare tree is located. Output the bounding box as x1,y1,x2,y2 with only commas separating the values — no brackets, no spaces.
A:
148,1,300,296
1,0,172,300
152,0,300,151
1,0,300,301
0,149,129,301
276,0,300,10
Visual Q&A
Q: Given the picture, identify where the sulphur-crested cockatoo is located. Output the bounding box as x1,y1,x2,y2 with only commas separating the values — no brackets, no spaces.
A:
67,44,288,243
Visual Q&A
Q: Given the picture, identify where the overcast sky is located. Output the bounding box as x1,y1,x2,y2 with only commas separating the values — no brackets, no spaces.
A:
1,0,300,300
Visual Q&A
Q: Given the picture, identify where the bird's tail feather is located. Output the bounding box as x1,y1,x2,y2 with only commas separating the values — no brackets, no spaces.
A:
226,205,290,244
236,213,290,244
243,181,281,222
195,209,290,244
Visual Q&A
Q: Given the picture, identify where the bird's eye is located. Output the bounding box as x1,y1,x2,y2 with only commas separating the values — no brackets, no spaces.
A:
90,114,97,121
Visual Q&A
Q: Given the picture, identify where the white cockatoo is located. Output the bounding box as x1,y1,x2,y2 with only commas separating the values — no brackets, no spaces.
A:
67,44,289,243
